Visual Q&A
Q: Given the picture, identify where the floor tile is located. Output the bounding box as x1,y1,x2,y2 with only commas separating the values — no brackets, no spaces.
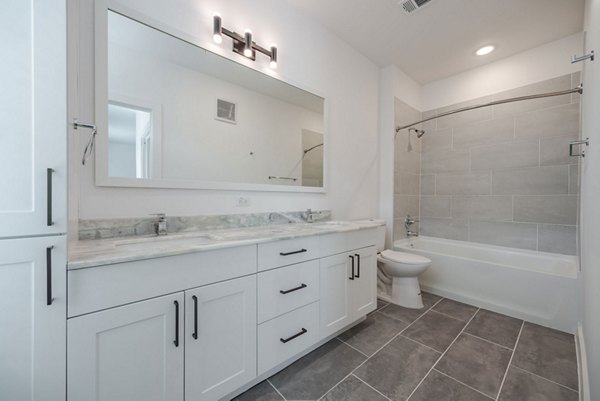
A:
268,339,366,400
338,312,407,356
464,309,522,349
436,333,512,398
232,381,283,401
354,335,440,401
512,322,578,390
433,298,479,322
402,310,466,352
409,370,492,401
322,375,388,401
378,292,442,324
498,366,578,401
376,298,389,311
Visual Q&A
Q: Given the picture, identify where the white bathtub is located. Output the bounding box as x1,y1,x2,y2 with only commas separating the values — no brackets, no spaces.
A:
394,236,580,333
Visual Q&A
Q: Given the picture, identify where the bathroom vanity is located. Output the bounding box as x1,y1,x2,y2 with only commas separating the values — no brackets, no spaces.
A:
66,221,381,400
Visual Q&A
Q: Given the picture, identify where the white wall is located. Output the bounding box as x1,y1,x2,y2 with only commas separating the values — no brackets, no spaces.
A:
421,33,584,110
69,0,379,223
580,0,600,398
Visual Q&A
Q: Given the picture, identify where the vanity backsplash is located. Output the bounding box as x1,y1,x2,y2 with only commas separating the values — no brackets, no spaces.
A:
78,210,331,240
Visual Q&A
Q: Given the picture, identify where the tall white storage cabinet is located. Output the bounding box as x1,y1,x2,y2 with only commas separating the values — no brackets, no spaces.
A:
0,1,67,400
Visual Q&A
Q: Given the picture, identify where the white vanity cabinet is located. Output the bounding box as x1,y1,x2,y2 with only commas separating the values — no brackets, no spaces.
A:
0,237,66,401
184,276,257,401
67,292,185,401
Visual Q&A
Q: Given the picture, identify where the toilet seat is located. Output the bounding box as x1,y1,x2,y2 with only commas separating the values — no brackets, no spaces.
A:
379,249,430,265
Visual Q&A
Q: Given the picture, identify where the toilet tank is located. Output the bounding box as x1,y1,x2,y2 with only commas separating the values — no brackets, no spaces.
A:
375,225,386,252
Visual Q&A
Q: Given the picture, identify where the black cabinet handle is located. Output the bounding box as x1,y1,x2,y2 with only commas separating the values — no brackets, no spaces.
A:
47,168,54,226
280,328,307,343
355,254,361,278
173,300,180,347
192,295,198,340
46,246,54,306
280,248,307,256
280,283,307,294
349,255,355,280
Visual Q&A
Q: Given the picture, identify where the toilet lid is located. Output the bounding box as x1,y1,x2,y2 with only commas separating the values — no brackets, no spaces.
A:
380,250,431,264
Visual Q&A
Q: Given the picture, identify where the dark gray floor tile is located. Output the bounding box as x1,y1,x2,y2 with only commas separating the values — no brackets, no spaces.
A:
436,333,512,398
232,380,283,401
268,339,365,400
338,312,407,356
465,309,522,349
433,298,479,322
322,375,388,401
376,298,389,311
402,310,466,352
409,370,492,401
498,366,578,401
354,335,440,401
512,322,578,390
378,292,442,324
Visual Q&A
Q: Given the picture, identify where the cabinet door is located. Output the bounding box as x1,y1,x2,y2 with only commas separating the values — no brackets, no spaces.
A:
0,0,67,238
185,275,256,401
0,236,66,401
68,293,184,401
319,253,353,338
350,246,378,318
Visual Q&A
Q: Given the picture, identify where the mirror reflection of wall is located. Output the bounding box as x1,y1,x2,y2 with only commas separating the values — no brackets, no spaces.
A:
107,102,152,179
103,10,325,189
301,130,324,187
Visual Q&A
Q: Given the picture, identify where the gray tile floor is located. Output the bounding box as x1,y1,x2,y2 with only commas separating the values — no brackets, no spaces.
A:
233,294,578,401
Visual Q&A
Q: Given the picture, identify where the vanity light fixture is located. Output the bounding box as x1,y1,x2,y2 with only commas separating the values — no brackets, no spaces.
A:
475,45,495,56
212,14,278,68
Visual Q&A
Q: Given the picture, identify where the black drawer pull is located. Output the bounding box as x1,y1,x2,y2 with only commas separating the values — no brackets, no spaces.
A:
174,300,180,347
47,168,54,226
46,246,54,306
355,254,361,278
192,295,198,340
349,255,355,280
280,248,307,256
280,328,308,343
280,283,307,294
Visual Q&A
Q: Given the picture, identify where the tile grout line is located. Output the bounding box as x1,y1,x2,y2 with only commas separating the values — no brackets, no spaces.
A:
267,379,288,401
426,308,474,323
405,307,481,401
462,331,515,352
432,368,495,400
494,321,524,400
399,334,443,354
334,337,369,358
351,374,393,401
511,365,579,394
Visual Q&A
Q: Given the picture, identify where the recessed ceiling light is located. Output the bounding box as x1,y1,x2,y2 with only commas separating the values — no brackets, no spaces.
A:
476,45,495,56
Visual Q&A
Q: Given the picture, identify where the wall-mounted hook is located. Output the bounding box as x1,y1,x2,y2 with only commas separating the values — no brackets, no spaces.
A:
572,50,594,64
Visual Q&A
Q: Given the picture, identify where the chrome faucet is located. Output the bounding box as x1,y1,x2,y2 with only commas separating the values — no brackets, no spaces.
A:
305,208,318,223
151,213,168,236
405,214,419,237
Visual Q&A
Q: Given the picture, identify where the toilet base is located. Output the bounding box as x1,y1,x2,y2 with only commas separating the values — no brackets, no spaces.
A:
391,276,424,309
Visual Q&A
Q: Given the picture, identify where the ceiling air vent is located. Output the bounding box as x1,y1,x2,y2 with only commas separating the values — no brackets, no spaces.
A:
399,0,433,14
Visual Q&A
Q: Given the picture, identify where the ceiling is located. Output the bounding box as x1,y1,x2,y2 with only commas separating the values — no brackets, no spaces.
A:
286,0,585,84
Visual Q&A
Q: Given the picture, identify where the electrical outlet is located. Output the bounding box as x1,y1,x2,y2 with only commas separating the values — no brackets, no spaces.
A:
236,197,250,207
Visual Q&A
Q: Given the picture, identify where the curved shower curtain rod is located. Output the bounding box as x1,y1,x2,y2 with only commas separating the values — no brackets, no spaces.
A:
395,85,583,134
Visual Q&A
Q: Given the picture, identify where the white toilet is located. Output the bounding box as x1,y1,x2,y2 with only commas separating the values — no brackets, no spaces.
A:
375,226,432,309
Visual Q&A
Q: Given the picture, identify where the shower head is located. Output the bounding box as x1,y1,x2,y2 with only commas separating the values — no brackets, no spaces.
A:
408,128,426,138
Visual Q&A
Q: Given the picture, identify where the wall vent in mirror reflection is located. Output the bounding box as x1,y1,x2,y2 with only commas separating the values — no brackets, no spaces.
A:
101,10,325,189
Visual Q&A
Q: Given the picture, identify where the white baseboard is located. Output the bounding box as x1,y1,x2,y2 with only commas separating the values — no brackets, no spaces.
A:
576,323,590,401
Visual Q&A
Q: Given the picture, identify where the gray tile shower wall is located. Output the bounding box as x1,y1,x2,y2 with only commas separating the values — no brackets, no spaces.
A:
417,73,581,255
394,99,422,240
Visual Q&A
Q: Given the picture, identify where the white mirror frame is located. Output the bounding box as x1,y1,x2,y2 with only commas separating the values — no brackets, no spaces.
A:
94,0,328,193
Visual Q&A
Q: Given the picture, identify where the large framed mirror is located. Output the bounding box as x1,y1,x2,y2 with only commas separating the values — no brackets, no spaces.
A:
94,1,327,192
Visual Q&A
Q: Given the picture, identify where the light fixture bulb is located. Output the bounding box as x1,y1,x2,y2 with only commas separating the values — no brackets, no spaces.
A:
243,30,253,58
244,48,253,57
269,61,277,69
213,34,222,44
269,45,278,69
476,45,495,56
213,14,223,44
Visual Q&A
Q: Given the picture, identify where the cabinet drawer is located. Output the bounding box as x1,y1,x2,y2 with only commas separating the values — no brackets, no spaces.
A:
257,236,319,271
257,260,319,323
320,228,377,257
257,302,319,375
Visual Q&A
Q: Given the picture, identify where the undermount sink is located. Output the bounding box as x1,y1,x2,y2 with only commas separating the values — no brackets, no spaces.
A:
114,233,214,246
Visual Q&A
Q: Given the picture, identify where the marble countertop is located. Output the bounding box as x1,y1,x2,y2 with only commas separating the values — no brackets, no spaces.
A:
68,219,385,270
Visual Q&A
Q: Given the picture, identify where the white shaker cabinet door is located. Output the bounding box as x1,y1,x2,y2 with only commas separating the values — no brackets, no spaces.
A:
350,246,378,318
67,293,184,401
0,236,66,401
0,0,67,238
319,253,353,338
185,275,257,401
